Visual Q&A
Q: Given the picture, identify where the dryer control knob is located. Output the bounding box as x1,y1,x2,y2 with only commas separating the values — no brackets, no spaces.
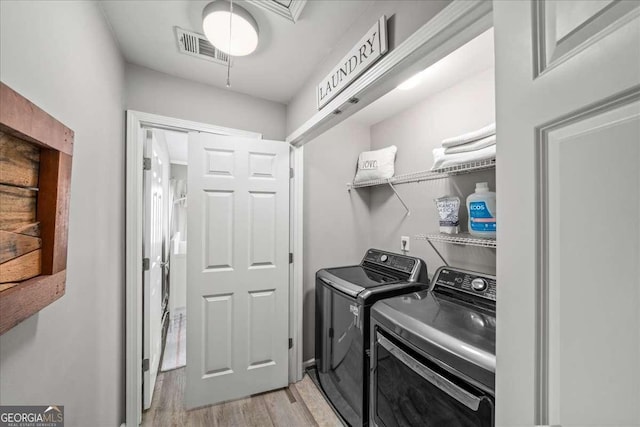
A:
471,278,487,291
380,255,388,262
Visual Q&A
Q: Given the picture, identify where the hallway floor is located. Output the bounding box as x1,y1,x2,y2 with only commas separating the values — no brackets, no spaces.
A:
142,368,343,426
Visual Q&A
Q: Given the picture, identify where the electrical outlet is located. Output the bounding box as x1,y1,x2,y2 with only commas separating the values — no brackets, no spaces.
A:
401,236,410,252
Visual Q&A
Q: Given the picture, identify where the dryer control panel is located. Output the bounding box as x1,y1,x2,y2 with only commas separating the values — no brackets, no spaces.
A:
432,267,496,302
361,249,426,282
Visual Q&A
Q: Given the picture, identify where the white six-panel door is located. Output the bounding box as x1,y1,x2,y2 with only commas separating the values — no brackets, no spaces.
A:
495,1,640,426
185,133,290,409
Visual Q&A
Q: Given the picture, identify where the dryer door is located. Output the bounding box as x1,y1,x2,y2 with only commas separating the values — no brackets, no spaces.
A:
315,279,363,426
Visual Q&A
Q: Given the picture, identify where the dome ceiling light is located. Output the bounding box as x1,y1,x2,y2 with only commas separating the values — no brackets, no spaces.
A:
202,0,259,57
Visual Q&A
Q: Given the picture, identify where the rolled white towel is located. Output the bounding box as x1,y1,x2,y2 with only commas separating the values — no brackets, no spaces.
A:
442,123,496,148
444,134,496,154
431,144,496,170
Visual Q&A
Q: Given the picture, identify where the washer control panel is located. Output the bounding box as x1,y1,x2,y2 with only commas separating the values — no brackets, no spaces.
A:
432,267,496,302
363,249,417,276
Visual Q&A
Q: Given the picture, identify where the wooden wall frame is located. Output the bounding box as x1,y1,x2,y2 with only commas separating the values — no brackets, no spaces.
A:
0,82,73,334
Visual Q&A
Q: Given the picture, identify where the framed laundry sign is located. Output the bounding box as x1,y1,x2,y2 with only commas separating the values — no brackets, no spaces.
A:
317,16,388,110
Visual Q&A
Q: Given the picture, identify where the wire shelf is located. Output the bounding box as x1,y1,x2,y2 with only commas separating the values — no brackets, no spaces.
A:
350,158,495,189
416,233,497,248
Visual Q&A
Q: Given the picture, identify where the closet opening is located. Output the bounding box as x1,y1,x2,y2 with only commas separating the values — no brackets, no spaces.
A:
303,27,498,426
302,24,495,392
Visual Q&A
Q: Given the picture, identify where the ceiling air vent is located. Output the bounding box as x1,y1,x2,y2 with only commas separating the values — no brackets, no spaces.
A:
175,27,230,66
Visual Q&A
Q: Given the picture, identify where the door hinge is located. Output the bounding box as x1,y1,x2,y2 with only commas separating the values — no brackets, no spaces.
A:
143,258,150,271
289,338,293,349
142,358,150,372
290,167,294,178
289,253,293,264
143,157,151,170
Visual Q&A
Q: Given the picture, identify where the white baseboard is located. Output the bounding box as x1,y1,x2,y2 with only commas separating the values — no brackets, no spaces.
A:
303,358,315,369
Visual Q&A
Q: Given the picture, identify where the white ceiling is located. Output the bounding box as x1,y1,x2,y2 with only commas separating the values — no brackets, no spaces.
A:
349,28,495,127
99,0,374,104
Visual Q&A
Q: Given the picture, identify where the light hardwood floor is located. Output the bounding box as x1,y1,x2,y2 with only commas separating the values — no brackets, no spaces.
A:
142,368,343,427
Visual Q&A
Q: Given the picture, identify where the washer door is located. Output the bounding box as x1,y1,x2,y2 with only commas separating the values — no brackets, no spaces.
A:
372,330,494,427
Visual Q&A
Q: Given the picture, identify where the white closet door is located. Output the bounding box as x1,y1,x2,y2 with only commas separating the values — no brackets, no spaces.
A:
185,132,290,409
494,1,640,426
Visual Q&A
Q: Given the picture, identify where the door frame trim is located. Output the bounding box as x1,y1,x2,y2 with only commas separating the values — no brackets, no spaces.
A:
125,110,304,425
289,144,304,383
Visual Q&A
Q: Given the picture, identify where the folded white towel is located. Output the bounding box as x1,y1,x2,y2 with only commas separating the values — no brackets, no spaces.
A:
444,134,496,154
442,123,496,148
431,144,496,170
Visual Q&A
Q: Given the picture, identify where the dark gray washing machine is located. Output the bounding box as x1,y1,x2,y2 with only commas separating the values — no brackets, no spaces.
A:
315,249,428,426
370,266,496,426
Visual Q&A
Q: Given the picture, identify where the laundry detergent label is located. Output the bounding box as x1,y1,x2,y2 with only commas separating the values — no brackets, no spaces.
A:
469,201,496,232
435,197,460,227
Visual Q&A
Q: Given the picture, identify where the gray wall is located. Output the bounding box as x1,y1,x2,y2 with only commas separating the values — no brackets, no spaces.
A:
369,68,496,275
286,0,449,137
0,1,125,426
303,121,372,361
126,63,287,140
